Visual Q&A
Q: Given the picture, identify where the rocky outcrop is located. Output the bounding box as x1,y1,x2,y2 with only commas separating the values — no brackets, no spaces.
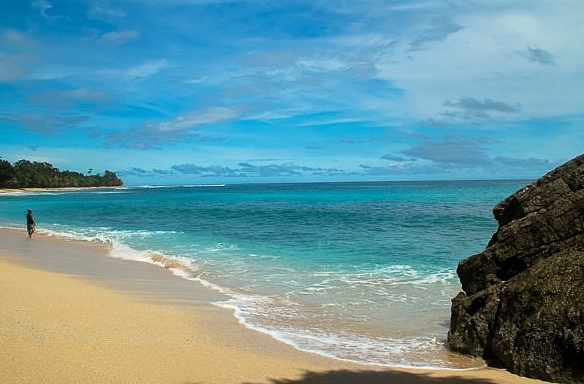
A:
448,154,584,384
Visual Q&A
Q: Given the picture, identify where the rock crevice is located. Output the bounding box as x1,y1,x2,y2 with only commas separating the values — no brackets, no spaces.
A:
448,153,584,384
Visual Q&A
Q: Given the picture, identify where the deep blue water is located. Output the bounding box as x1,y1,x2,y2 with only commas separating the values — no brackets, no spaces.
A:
0,180,528,368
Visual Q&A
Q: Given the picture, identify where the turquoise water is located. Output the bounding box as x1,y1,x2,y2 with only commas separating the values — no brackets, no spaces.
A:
0,181,527,368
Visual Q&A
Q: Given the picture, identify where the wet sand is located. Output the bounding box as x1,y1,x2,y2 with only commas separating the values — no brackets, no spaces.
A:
0,228,547,384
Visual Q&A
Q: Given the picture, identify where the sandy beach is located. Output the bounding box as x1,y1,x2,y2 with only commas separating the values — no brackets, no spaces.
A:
0,228,547,384
0,187,123,194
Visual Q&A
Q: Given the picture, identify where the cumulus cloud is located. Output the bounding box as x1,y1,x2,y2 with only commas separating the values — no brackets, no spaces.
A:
381,154,406,161
386,134,560,177
127,153,560,181
367,1,584,121
442,97,520,120
87,3,127,21
118,167,177,178
0,30,37,82
154,108,238,132
494,156,556,172
170,161,346,178
362,148,558,179
171,164,239,177
152,168,174,175
410,16,464,50
99,30,140,44
0,54,32,82
106,107,238,148
444,97,519,113
32,0,52,19
64,88,108,101
358,162,439,177
28,88,109,110
124,60,167,79
1,29,31,45
0,112,90,133
121,167,150,176
238,162,307,177
517,46,555,65
403,136,492,167
37,88,108,102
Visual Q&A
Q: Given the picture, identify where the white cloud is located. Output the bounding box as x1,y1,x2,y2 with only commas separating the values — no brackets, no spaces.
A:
0,112,89,133
124,60,167,79
63,88,108,101
442,97,521,120
170,161,346,178
373,0,584,121
295,117,365,127
154,108,239,132
99,30,140,44
106,107,240,148
403,136,491,167
297,57,346,72
1,29,32,45
386,1,444,12
0,30,37,82
31,0,52,19
517,46,555,65
409,16,464,50
31,88,109,108
87,3,127,21
0,54,32,82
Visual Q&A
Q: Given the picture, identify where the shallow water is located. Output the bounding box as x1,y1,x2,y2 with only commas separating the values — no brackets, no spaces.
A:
0,180,527,368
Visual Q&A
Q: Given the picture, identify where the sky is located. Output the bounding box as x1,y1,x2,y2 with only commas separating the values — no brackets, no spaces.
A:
1,0,583,185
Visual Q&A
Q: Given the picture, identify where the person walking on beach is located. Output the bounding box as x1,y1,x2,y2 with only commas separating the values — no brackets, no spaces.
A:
26,209,36,238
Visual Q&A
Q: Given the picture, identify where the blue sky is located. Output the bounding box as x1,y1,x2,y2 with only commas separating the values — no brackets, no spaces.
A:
1,0,583,185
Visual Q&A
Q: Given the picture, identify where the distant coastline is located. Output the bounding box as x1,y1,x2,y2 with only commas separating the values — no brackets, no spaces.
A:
0,186,125,194
0,158,123,189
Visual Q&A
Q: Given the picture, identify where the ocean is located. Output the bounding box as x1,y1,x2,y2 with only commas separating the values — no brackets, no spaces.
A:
0,180,528,369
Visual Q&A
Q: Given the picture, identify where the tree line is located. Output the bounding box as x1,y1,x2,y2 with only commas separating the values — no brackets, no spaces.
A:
0,158,123,188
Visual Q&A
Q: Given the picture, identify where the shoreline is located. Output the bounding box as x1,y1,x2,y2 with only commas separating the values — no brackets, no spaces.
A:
0,186,125,194
0,227,548,384
2,225,480,370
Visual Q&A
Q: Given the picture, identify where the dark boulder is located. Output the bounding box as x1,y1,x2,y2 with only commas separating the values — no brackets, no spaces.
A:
448,154,584,384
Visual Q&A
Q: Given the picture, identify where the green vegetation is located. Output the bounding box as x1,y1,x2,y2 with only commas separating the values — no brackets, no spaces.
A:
0,158,123,188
